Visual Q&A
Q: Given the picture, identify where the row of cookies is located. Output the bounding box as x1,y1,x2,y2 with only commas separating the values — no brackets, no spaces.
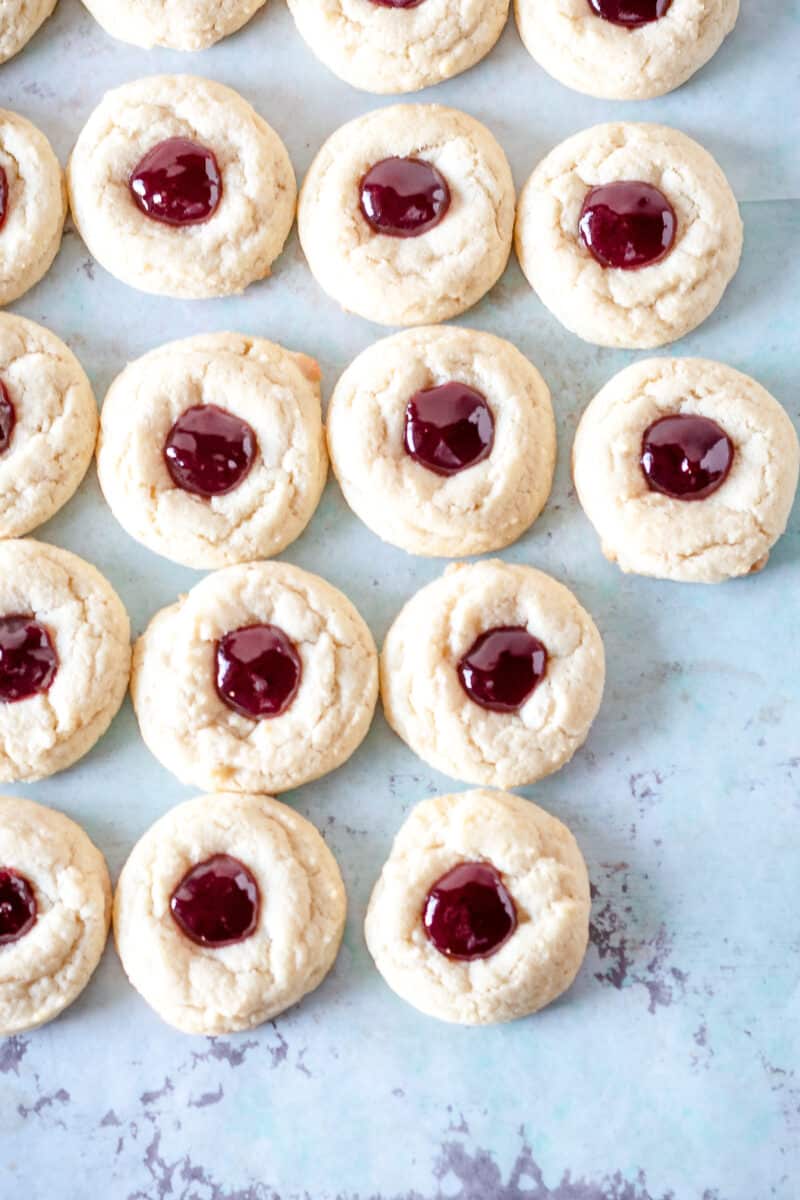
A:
2,314,797,584
3,0,740,101
2,81,744,348
0,541,603,789
1,786,590,1035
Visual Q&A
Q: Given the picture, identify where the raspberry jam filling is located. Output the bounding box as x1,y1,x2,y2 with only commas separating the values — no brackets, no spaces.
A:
579,181,676,270
0,869,37,946
641,413,734,500
215,624,302,719
587,0,671,27
0,616,59,703
164,404,257,498
404,382,494,476
0,166,8,233
359,157,450,238
423,861,517,960
458,626,547,713
129,137,223,226
170,854,259,947
0,380,15,454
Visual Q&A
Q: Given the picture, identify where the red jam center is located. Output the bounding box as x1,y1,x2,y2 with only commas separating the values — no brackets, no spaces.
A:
588,0,671,27
0,616,59,703
404,382,494,477
458,626,547,714
215,624,302,719
164,404,257,498
170,854,259,947
0,869,37,946
129,137,222,227
0,380,15,454
423,862,517,960
579,181,677,270
641,413,734,500
0,166,8,233
359,157,450,238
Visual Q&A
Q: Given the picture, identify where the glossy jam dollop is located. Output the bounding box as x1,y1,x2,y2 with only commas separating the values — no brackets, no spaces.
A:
0,380,15,454
129,137,222,226
164,404,257,498
0,869,37,946
215,624,302,719
0,166,8,233
404,382,494,477
170,854,260,947
0,616,59,704
458,626,547,714
579,181,677,270
423,861,517,960
359,157,450,238
641,413,734,500
588,0,671,27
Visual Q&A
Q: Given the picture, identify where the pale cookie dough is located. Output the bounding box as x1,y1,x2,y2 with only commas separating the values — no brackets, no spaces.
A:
573,357,800,584
365,788,590,1024
79,0,268,50
0,796,111,1035
381,560,605,788
327,326,555,557
516,0,739,100
287,0,509,94
515,123,742,349
114,793,346,1034
132,561,378,794
0,540,131,782
0,314,97,538
298,104,515,326
97,333,326,570
67,75,296,299
0,108,66,307
0,0,57,65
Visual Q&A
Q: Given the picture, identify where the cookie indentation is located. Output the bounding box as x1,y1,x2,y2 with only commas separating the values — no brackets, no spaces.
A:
0,615,58,703
360,156,450,238
404,382,494,477
579,181,676,271
0,868,37,945
458,626,547,714
164,404,257,498
423,861,516,960
170,854,260,947
215,624,302,719
130,137,222,227
641,413,733,500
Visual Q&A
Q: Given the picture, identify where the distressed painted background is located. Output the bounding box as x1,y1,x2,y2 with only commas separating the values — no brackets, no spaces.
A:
1,1,798,1196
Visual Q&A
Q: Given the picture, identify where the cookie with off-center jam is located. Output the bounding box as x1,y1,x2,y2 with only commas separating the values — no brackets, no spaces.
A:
298,104,515,326
365,788,590,1024
381,560,605,789
97,333,327,569
515,122,742,349
114,793,346,1034
0,540,131,782
573,357,800,584
327,326,556,557
67,75,296,299
131,561,378,795
0,796,112,1036
0,107,66,306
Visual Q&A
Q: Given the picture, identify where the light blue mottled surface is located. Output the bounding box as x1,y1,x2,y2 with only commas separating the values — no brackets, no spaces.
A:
1,1,799,1196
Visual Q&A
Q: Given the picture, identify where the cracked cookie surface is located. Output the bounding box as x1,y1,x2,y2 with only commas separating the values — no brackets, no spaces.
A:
0,0,57,64
132,561,379,794
298,104,514,326
114,793,346,1035
0,540,131,782
380,560,605,788
365,788,590,1024
515,122,742,349
67,75,296,299
0,314,97,538
0,795,111,1035
327,325,555,557
515,0,739,100
78,0,268,49
97,332,326,569
573,357,800,583
0,107,66,306
287,0,509,94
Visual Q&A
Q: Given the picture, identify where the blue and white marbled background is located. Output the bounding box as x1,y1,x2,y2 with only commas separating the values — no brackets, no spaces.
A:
0,1,798,1196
